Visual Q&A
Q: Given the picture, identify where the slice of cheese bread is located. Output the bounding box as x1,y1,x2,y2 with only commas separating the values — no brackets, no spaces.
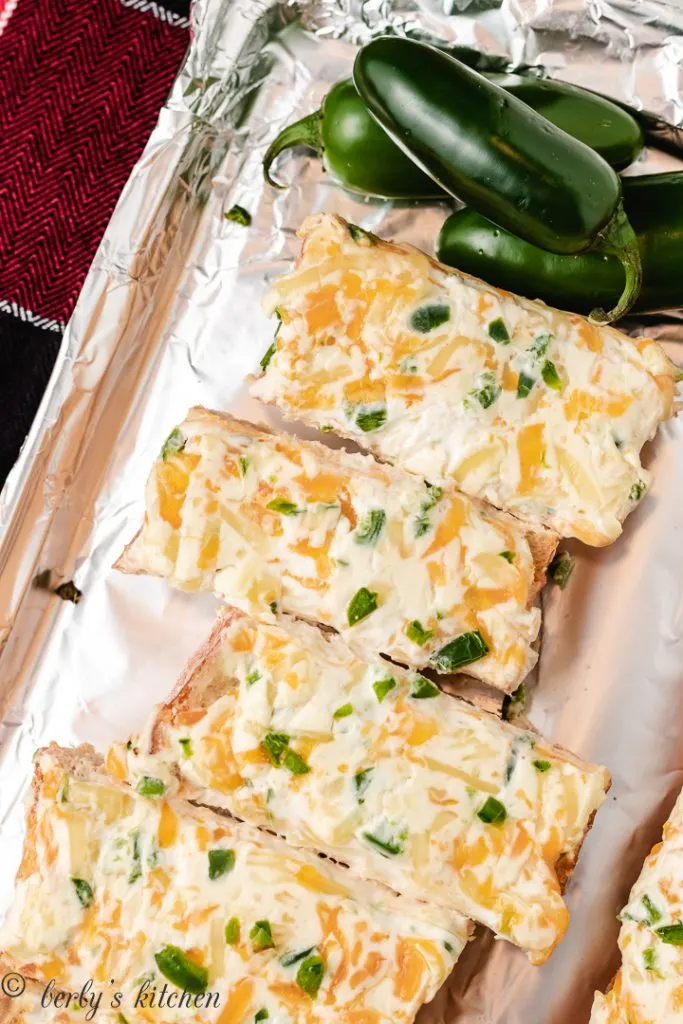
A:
591,789,683,1023
0,744,470,1024
251,213,675,546
119,609,610,964
116,407,556,693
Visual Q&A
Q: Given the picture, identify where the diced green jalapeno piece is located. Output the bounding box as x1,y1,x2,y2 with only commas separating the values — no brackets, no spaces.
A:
136,776,166,798
642,894,662,925
261,733,290,766
499,550,515,563
154,945,208,993
356,407,387,432
161,428,185,461
630,480,646,501
516,372,535,398
267,498,302,515
296,955,325,998
333,703,353,719
430,630,489,672
128,830,142,884
410,675,440,699
208,848,235,880
254,1010,269,1022
354,768,374,804
347,223,374,244
414,484,442,538
502,683,527,722
354,509,386,544
406,620,434,647
250,920,274,951
178,737,193,758
541,360,563,390
530,333,551,358
225,204,251,226
260,341,276,371
477,796,507,826
239,456,250,476
362,830,404,856
246,670,261,686
549,551,574,589
656,923,683,945
373,676,396,703
533,760,551,773
487,318,510,344
475,380,500,408
643,947,657,970
225,917,241,944
347,587,378,626
71,878,94,908
411,304,450,333
283,749,311,775
414,514,431,538
280,946,315,967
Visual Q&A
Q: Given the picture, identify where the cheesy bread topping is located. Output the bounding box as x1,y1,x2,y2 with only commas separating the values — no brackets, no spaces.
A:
0,745,469,1024
251,214,675,546
117,407,549,692
591,789,683,1023
124,611,610,965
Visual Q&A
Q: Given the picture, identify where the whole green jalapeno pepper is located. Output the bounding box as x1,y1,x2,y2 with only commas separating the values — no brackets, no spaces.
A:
443,44,682,160
353,37,642,323
486,74,643,171
437,172,683,318
263,71,642,197
263,78,441,199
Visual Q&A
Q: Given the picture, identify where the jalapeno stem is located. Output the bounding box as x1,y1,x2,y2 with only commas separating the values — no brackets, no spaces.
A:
263,111,323,189
589,201,642,324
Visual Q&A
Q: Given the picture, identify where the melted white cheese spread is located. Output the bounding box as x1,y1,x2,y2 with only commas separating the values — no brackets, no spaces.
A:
120,407,546,692
126,611,609,964
252,213,675,546
591,788,683,1022
0,747,468,1024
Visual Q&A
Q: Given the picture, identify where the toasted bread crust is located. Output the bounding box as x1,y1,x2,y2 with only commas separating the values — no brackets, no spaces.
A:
148,607,245,754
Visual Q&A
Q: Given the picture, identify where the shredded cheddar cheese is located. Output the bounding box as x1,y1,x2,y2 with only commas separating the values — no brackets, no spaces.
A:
591,788,683,1023
117,407,549,692
0,746,469,1024
252,213,676,546
128,611,610,964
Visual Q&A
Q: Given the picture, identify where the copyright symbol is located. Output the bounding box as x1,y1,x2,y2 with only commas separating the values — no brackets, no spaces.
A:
1,972,26,998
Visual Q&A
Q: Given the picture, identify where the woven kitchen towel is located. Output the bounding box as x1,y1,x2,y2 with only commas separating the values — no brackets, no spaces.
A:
0,0,190,484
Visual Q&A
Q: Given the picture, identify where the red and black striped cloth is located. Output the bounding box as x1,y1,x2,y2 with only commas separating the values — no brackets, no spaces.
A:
0,0,190,483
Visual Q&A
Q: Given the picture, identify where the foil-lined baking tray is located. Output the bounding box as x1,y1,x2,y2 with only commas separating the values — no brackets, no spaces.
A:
1,0,683,1020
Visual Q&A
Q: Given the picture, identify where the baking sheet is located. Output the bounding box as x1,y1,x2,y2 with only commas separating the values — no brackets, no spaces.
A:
1,0,683,1020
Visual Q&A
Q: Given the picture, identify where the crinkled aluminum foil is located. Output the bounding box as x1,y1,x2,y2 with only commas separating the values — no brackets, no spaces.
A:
1,1,683,1021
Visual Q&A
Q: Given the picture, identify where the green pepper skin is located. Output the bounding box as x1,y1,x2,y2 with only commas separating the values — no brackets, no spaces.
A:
263,71,642,198
488,74,643,171
353,38,620,256
263,79,441,199
445,46,683,160
446,44,682,160
354,37,642,322
436,173,683,317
